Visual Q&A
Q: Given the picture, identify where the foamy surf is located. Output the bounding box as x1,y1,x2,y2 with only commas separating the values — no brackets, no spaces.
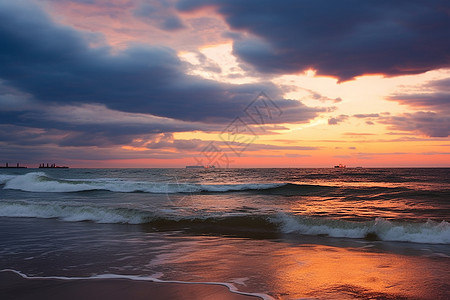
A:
273,213,450,244
2,172,284,193
0,269,274,300
1,201,449,244
0,201,152,224
0,174,16,184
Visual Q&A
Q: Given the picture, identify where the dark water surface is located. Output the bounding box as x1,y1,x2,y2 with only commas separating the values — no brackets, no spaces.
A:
1,168,449,299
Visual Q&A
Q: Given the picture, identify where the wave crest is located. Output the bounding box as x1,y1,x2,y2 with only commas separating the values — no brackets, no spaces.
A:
273,213,450,244
1,201,448,244
0,200,152,224
2,172,285,193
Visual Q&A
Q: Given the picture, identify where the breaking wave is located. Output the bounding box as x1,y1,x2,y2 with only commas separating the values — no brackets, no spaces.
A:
1,172,286,193
272,213,450,244
0,200,448,244
0,174,16,185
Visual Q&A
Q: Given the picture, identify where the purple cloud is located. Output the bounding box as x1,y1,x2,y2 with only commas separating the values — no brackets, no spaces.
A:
179,0,450,81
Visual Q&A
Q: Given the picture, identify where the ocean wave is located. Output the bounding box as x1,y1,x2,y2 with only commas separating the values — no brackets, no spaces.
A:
5,172,413,195
1,201,448,244
1,172,286,193
0,200,152,224
273,213,450,244
0,174,16,184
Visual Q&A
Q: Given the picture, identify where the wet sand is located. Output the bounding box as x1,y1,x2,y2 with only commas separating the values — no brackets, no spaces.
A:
1,217,449,299
0,271,261,300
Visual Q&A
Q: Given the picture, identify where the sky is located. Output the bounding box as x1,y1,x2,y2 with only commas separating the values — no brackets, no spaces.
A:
0,0,449,168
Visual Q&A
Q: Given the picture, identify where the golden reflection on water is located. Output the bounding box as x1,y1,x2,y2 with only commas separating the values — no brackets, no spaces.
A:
147,235,447,300
289,196,435,220
269,244,437,299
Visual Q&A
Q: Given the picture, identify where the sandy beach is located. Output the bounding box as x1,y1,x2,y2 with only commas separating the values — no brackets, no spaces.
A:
0,271,261,300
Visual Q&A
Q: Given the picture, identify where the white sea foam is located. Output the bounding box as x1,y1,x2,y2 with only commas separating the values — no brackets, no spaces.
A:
0,201,150,224
2,172,284,193
0,174,16,184
2,171,449,245
0,269,274,300
4,172,99,192
1,201,448,244
374,218,450,244
273,213,450,244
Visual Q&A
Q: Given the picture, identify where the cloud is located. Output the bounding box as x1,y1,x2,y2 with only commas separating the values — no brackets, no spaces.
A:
350,113,380,125
125,132,206,151
388,93,450,111
0,0,324,126
0,102,230,148
355,152,409,160
288,86,342,103
379,111,450,137
328,114,348,125
353,113,380,118
0,80,36,111
342,133,375,137
133,0,186,31
129,133,320,153
28,103,219,131
383,77,450,137
0,125,61,147
179,0,450,81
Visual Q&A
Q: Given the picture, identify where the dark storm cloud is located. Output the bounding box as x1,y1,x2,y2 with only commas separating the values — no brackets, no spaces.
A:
428,78,450,92
384,77,450,137
0,125,59,147
178,0,450,81
0,122,133,148
0,0,323,126
379,111,450,138
0,139,188,164
388,93,450,111
0,103,225,147
133,0,186,31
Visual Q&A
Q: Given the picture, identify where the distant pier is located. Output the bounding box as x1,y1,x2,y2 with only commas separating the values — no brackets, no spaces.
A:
0,163,27,168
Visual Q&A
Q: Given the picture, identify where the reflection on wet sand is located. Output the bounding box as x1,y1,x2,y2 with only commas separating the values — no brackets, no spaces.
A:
2,218,449,300
147,235,449,299
268,244,448,299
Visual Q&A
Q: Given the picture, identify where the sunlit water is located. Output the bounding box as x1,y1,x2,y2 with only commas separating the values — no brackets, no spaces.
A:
1,168,449,299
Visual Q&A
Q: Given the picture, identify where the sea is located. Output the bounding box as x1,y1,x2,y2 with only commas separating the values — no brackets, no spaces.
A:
1,168,449,299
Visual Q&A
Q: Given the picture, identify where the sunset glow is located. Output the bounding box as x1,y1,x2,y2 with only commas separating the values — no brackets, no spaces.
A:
0,0,449,167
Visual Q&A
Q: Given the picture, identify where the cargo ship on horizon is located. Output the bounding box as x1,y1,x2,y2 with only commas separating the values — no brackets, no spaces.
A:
334,164,346,168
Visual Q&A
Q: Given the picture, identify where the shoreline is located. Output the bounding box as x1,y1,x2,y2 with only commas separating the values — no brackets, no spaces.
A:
0,270,266,300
